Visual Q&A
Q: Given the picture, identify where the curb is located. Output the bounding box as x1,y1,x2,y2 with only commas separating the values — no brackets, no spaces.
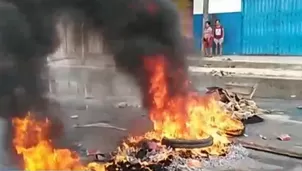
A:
187,58,302,70
190,74,302,100
189,66,302,79
235,139,302,159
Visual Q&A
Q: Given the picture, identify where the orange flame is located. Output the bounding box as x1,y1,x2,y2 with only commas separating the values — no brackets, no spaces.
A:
12,113,105,171
142,55,244,155
12,55,244,170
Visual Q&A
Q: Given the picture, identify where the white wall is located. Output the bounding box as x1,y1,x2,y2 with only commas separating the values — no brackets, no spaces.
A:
193,0,242,14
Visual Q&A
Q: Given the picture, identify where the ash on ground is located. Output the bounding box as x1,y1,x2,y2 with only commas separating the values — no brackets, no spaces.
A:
166,145,249,171
112,141,249,171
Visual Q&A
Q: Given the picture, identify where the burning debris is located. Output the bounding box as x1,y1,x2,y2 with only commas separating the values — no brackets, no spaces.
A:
206,87,265,122
2,0,247,170
10,56,246,171
12,113,247,171
12,114,106,171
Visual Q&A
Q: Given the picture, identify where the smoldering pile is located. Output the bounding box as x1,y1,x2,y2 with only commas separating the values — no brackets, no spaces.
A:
80,139,248,171
206,87,267,123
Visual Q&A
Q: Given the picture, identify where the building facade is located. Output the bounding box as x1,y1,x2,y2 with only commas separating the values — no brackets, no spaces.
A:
193,0,302,55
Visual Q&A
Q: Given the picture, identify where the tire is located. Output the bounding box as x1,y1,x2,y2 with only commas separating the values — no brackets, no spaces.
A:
161,136,214,149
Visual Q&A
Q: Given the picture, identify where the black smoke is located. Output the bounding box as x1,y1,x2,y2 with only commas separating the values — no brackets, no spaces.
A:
0,0,189,164
0,0,189,114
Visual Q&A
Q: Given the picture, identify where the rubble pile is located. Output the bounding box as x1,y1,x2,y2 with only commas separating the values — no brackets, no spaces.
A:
206,87,266,121
115,101,141,108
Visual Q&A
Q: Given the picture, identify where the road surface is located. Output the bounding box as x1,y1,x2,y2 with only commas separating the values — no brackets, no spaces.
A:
0,66,301,170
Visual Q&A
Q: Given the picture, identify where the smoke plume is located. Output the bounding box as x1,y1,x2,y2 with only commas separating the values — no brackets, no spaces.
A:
0,0,188,115
0,0,188,162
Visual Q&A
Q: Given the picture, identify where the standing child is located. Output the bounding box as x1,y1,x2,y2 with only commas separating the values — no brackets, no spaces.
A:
213,19,224,56
202,21,213,57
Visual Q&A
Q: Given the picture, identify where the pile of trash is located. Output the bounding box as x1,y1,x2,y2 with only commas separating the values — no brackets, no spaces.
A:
75,141,248,171
206,87,266,122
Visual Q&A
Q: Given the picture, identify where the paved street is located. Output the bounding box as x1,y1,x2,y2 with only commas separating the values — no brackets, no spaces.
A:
48,66,302,170
0,65,302,170
50,95,302,171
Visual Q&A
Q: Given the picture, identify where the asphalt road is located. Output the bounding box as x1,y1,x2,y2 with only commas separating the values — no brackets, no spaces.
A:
0,66,301,170
20,95,302,170
57,96,302,171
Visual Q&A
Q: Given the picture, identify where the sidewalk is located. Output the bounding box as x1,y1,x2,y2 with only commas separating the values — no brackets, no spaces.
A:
188,55,302,70
195,55,302,64
189,67,302,79
187,55,302,99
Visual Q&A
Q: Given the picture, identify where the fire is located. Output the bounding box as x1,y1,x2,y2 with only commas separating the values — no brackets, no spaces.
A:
11,55,244,170
12,114,106,171
141,55,244,155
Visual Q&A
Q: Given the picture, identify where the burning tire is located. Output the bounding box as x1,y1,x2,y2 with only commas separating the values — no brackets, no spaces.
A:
225,124,246,137
161,136,214,149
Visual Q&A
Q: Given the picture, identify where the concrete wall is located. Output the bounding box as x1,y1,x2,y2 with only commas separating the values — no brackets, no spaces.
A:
51,5,194,59
193,0,242,54
52,21,106,60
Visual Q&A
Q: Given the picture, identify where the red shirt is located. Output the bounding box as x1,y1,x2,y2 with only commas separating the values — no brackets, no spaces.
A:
214,25,224,39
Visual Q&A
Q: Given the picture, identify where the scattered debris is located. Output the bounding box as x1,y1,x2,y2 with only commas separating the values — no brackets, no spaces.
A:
206,87,265,121
115,102,127,108
259,134,267,140
261,109,285,114
243,134,249,137
70,115,79,119
291,94,296,98
94,153,113,162
115,102,141,108
277,134,291,141
73,122,127,131
210,70,235,77
222,58,232,61
86,149,102,156
75,146,114,163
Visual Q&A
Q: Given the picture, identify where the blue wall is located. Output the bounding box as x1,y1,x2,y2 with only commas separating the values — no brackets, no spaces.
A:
242,0,302,55
193,12,242,55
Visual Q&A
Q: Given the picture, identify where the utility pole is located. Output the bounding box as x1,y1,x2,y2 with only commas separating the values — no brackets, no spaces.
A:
202,0,209,28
